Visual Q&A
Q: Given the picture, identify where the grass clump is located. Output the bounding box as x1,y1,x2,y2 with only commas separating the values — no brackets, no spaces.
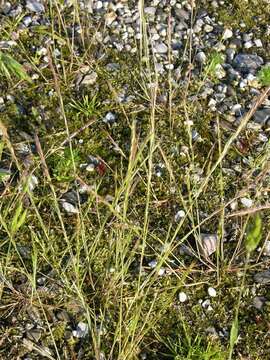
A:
257,65,270,86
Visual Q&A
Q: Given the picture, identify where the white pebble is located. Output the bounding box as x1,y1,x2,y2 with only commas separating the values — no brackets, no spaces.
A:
208,287,217,297
175,210,185,222
240,197,253,208
148,259,158,268
158,268,165,276
179,292,188,303
222,28,233,40
254,39,263,47
62,202,79,214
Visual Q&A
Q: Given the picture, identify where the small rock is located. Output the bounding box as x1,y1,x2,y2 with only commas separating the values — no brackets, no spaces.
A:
244,41,253,49
215,64,226,79
201,233,217,257
175,210,185,222
148,259,158,268
23,15,32,27
195,51,207,64
158,268,165,276
61,190,88,206
0,2,11,14
80,71,97,86
254,270,270,284
26,328,42,342
179,291,188,303
208,287,217,297
95,1,103,10
26,0,45,13
61,202,79,214
105,11,117,26
240,197,253,208
103,112,117,124
254,39,263,48
28,175,38,191
154,42,168,54
204,24,214,33
144,7,156,16
222,28,233,40
72,322,88,338
253,296,266,310
253,108,270,126
263,241,270,256
201,299,213,311
232,54,264,75
56,310,70,322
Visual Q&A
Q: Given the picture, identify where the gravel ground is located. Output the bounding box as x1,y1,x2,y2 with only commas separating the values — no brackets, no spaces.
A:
0,0,270,359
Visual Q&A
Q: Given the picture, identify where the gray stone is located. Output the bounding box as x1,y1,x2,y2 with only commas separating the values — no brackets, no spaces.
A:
26,0,45,13
175,8,190,21
232,54,264,74
103,112,117,124
80,71,97,86
26,328,42,342
226,48,236,63
254,269,270,284
9,5,22,17
154,42,168,54
72,322,88,338
195,51,207,64
253,108,270,126
144,7,156,16
23,15,32,27
0,2,11,14
253,296,266,310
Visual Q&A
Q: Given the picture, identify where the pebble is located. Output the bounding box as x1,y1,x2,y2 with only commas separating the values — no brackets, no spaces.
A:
244,41,253,49
26,0,45,13
26,328,42,342
103,112,117,124
254,270,270,284
72,322,89,338
215,64,226,79
174,210,185,222
154,42,168,54
240,197,253,208
232,54,264,74
158,268,165,276
61,202,79,214
208,287,217,297
200,233,217,257
195,51,207,64
80,71,97,86
179,292,188,303
201,299,214,311
144,7,156,16
254,39,263,47
148,259,158,268
222,28,233,40
28,175,39,191
263,240,270,256
253,108,270,126
253,296,266,310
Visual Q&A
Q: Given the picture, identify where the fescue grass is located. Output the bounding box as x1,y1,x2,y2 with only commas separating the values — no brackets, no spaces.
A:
0,1,270,359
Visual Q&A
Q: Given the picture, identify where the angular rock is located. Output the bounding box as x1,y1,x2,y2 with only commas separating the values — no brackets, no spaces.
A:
72,321,88,338
232,54,264,75
253,296,266,310
26,0,45,13
254,270,270,284
253,108,270,126
154,42,168,54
